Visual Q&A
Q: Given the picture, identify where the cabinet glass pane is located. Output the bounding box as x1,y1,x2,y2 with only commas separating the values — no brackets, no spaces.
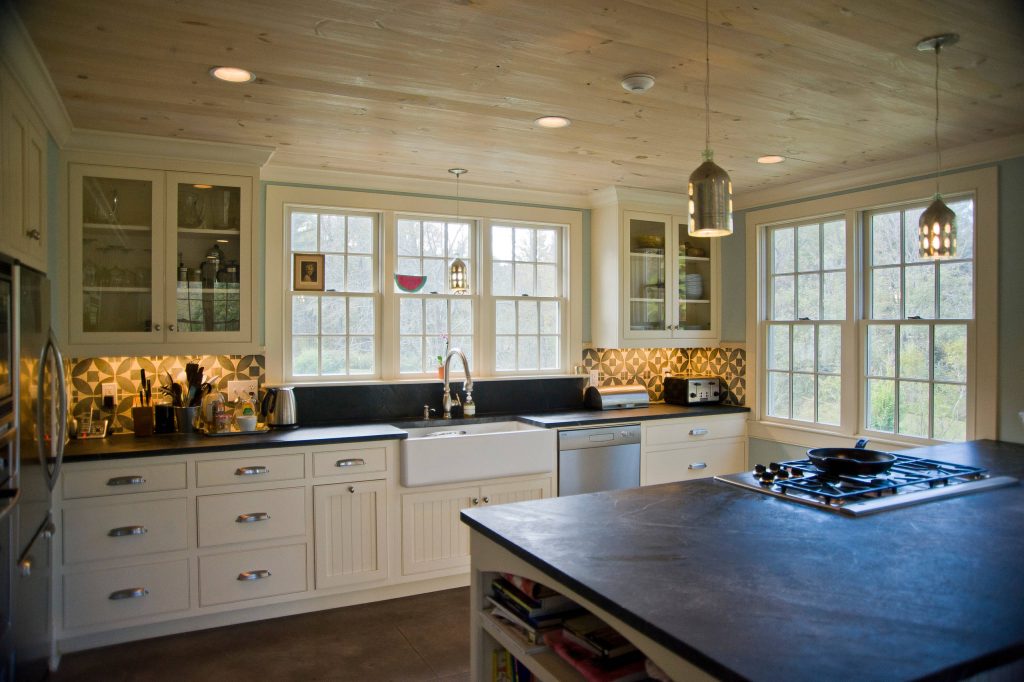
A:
174,183,241,333
81,176,154,333
628,218,666,331
677,228,711,331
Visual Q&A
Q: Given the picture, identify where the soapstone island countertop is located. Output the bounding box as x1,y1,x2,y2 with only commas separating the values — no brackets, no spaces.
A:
62,403,748,462
461,439,1024,681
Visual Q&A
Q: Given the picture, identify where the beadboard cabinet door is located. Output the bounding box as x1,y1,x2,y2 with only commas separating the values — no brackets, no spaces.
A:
313,479,388,590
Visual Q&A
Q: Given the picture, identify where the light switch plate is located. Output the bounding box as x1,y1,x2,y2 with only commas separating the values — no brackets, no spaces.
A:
101,382,117,399
589,370,599,387
227,380,258,401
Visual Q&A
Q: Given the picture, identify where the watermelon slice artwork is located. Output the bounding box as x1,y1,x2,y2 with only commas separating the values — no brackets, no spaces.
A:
395,274,427,292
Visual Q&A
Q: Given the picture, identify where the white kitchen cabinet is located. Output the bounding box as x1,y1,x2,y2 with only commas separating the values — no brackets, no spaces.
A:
67,163,254,352
400,476,551,576
196,486,306,548
62,497,188,564
591,187,721,348
313,479,388,590
63,559,191,630
0,62,47,272
198,543,307,607
641,413,747,485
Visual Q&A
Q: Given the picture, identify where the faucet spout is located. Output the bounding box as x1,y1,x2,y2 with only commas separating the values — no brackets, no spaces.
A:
442,349,473,419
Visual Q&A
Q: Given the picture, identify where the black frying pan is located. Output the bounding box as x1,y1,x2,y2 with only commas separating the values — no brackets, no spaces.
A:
807,439,897,476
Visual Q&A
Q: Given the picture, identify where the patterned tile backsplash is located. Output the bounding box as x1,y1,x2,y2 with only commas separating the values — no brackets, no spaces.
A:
70,355,265,432
71,347,743,432
581,346,746,405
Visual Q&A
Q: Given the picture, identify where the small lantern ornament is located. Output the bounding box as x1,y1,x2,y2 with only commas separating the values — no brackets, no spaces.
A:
449,258,468,294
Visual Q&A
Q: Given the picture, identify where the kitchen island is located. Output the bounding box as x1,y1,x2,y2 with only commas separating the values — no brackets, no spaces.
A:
461,440,1024,681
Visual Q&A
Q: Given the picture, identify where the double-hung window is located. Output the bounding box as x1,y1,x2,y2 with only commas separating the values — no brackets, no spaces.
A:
491,223,563,372
752,168,994,445
288,209,378,377
764,219,846,426
864,197,974,440
395,216,474,374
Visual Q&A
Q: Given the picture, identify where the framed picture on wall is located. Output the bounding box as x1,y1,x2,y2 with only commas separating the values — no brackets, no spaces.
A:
294,253,325,291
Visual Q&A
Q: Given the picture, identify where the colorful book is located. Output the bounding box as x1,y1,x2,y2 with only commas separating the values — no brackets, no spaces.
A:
545,630,647,682
486,596,558,645
562,612,638,660
491,576,579,619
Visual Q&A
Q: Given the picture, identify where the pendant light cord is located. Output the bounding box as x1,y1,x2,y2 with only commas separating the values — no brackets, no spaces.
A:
933,44,941,196
704,0,711,152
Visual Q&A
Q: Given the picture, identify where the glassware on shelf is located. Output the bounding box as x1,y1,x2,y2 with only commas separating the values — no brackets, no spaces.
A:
181,190,206,228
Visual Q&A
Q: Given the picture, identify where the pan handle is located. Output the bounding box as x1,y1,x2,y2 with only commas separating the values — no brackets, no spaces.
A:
854,438,869,449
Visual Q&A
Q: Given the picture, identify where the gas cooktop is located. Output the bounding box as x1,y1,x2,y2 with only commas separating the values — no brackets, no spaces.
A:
716,453,1019,516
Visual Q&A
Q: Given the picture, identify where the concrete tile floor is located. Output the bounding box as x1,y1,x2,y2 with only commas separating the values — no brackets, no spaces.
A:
51,587,471,681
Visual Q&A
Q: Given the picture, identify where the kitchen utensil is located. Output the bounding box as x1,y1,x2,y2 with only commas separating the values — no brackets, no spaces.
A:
807,439,897,476
260,386,298,428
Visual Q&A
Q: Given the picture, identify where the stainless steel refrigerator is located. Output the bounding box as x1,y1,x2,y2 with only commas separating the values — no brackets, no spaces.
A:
0,255,66,681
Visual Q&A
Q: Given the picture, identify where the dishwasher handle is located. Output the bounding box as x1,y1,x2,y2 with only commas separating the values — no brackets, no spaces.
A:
558,424,641,450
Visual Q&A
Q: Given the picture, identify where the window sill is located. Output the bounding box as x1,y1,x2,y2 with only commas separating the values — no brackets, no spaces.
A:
747,419,952,451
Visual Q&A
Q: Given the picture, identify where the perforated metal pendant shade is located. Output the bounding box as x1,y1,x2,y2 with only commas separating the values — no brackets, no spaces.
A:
918,195,957,259
688,151,734,237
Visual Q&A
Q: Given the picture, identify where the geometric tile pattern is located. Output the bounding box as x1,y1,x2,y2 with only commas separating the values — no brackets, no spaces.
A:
582,347,745,405
69,354,265,433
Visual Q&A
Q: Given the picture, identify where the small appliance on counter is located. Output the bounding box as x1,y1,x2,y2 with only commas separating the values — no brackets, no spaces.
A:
583,385,650,410
664,375,721,405
260,386,298,428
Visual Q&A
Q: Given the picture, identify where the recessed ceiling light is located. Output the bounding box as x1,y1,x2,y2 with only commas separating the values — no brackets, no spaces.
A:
209,66,255,83
757,155,785,164
193,184,213,189
534,116,571,129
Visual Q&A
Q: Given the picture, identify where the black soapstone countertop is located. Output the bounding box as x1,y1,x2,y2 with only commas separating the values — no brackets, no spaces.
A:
461,439,1024,681
62,403,747,461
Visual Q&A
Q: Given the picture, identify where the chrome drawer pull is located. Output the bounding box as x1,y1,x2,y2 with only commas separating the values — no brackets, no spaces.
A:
108,525,148,537
107,475,145,486
236,512,271,523
689,428,709,436
235,466,269,476
109,587,148,600
335,458,366,467
237,569,271,581
688,462,708,470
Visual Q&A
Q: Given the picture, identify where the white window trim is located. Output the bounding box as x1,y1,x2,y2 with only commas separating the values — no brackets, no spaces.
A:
264,184,583,385
745,167,998,447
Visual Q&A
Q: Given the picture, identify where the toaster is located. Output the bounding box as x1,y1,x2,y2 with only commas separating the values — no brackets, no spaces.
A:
664,376,722,405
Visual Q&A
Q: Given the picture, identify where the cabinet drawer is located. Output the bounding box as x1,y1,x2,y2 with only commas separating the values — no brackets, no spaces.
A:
63,462,186,499
196,487,306,548
199,543,307,607
644,438,746,486
196,452,305,487
63,498,188,564
63,559,190,629
644,414,746,449
312,446,387,478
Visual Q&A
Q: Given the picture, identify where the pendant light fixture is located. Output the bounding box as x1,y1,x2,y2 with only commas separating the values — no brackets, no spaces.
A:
688,0,733,238
916,33,959,259
448,168,469,294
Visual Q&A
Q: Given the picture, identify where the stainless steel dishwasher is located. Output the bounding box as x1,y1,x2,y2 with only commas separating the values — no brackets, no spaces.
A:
558,424,641,496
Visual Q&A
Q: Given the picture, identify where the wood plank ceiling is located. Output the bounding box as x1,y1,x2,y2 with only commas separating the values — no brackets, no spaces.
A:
16,0,1024,196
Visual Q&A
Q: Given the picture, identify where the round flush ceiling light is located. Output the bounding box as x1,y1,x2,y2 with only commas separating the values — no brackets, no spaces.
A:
757,155,785,164
209,66,255,83
621,73,655,93
534,116,572,128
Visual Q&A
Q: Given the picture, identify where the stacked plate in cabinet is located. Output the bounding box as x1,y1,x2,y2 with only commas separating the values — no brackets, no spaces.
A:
682,273,703,300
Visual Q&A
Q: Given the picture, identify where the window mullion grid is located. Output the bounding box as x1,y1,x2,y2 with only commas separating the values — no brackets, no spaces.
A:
928,323,936,439
787,321,795,420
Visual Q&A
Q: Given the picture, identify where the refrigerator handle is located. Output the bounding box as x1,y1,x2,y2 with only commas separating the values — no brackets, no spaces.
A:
36,330,67,491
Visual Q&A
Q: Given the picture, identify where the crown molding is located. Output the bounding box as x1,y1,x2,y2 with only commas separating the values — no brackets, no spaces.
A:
261,164,590,210
589,185,686,211
65,129,275,168
735,134,1024,211
0,1,73,144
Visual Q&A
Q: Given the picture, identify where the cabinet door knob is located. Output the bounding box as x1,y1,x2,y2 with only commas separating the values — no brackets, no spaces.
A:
472,497,480,505
348,486,356,493
154,324,161,331
168,324,175,332
26,229,41,241
482,496,490,504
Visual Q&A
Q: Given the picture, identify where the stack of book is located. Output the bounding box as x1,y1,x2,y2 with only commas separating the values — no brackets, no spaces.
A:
545,612,647,682
485,574,582,651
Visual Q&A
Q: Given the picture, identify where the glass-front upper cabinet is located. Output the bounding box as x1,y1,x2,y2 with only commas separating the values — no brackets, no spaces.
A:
621,211,719,343
69,165,253,350
165,172,251,342
70,166,165,344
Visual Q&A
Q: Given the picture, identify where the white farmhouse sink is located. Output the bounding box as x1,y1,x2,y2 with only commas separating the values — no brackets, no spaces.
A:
399,421,555,487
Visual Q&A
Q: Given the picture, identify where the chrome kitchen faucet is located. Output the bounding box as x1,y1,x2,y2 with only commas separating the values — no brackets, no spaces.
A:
441,349,475,418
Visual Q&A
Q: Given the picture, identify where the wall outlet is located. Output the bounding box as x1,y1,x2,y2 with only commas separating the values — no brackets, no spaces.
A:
227,380,259,401
101,382,117,399
589,370,600,387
